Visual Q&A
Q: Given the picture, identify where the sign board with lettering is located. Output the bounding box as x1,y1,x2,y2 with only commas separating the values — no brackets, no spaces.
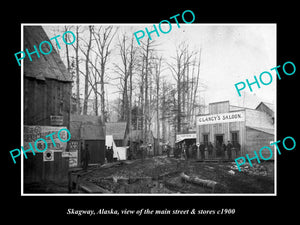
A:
175,133,196,143
196,111,245,125
68,140,80,167
50,115,64,126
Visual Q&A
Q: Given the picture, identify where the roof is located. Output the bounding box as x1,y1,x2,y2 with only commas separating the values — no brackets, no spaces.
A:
24,26,72,82
70,114,105,140
245,108,274,130
246,126,274,135
105,122,127,140
256,102,274,113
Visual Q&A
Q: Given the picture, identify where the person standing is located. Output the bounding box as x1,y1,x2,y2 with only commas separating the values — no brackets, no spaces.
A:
234,142,241,157
208,142,213,159
166,144,170,157
200,142,205,160
227,141,233,160
110,145,114,162
81,142,85,168
83,144,90,171
221,142,226,160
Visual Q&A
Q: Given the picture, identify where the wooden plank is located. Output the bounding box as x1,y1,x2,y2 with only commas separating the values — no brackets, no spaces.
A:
79,182,111,193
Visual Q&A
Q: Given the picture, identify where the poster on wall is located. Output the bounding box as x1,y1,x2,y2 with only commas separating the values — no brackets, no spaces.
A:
23,125,68,154
68,140,79,167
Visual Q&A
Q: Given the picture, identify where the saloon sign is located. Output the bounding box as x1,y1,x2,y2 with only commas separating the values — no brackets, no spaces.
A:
197,111,245,125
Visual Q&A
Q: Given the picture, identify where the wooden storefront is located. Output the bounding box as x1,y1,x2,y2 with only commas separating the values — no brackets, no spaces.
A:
196,101,274,160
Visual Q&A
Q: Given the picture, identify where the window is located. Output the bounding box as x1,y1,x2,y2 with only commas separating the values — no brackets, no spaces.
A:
231,132,239,145
203,134,209,145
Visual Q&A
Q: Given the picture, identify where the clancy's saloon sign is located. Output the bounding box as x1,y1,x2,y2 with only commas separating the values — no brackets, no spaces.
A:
197,111,245,125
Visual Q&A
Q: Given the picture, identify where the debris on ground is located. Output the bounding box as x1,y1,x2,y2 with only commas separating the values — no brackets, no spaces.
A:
229,162,269,176
72,156,274,194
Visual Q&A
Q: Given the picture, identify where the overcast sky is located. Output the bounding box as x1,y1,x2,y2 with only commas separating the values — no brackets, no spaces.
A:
43,23,276,110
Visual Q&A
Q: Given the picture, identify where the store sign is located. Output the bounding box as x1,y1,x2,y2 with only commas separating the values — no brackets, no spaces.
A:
197,111,245,125
176,133,196,143
50,115,63,126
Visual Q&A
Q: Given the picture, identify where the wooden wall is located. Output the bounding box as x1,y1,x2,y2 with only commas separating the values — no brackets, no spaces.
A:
244,127,274,159
24,78,71,126
197,101,274,160
24,78,71,184
197,101,246,158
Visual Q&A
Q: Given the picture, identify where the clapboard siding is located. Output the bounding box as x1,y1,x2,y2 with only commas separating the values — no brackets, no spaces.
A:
244,127,274,159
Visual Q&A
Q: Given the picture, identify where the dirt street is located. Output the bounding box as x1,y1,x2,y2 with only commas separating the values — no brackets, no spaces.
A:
75,156,274,194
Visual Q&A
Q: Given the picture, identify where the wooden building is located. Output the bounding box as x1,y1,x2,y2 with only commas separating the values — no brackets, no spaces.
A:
196,101,274,160
23,26,72,186
70,114,106,165
105,122,128,147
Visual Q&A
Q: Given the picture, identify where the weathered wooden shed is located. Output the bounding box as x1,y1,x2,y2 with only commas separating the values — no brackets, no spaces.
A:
105,122,128,147
70,114,106,165
23,26,72,186
196,100,274,160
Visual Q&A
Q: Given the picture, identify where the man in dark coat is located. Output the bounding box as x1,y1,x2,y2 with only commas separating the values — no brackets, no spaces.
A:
110,146,114,162
208,142,213,159
226,141,233,160
200,142,205,160
234,142,241,157
83,144,90,171
221,142,226,159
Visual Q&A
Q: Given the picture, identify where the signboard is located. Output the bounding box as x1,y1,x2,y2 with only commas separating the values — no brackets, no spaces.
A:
196,111,245,125
50,115,64,126
68,140,80,167
175,133,196,143
23,125,68,153
68,151,78,167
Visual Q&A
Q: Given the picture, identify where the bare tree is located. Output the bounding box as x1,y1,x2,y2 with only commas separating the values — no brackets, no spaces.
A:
168,42,197,133
80,26,93,115
153,56,163,155
70,26,82,114
90,26,117,122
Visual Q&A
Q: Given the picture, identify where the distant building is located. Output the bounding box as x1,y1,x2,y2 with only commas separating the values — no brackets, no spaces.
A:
105,122,128,147
70,114,106,165
196,100,275,160
256,102,274,123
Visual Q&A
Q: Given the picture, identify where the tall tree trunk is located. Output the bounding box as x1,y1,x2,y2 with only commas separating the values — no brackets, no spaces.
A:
83,26,92,115
75,26,80,114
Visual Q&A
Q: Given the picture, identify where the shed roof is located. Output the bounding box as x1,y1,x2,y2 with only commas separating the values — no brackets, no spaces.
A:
70,114,105,140
24,26,72,82
246,126,274,135
255,102,274,113
105,122,127,140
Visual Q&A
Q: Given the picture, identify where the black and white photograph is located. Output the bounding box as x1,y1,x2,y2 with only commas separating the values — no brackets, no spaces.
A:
21,23,276,195
3,5,298,221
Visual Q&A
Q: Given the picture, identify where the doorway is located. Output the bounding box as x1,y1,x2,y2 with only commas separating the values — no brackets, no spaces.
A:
215,134,224,157
85,140,105,164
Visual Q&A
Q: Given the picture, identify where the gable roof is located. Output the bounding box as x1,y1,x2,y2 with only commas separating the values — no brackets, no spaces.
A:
245,108,274,130
70,114,105,140
256,102,274,113
105,122,127,140
24,26,72,82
